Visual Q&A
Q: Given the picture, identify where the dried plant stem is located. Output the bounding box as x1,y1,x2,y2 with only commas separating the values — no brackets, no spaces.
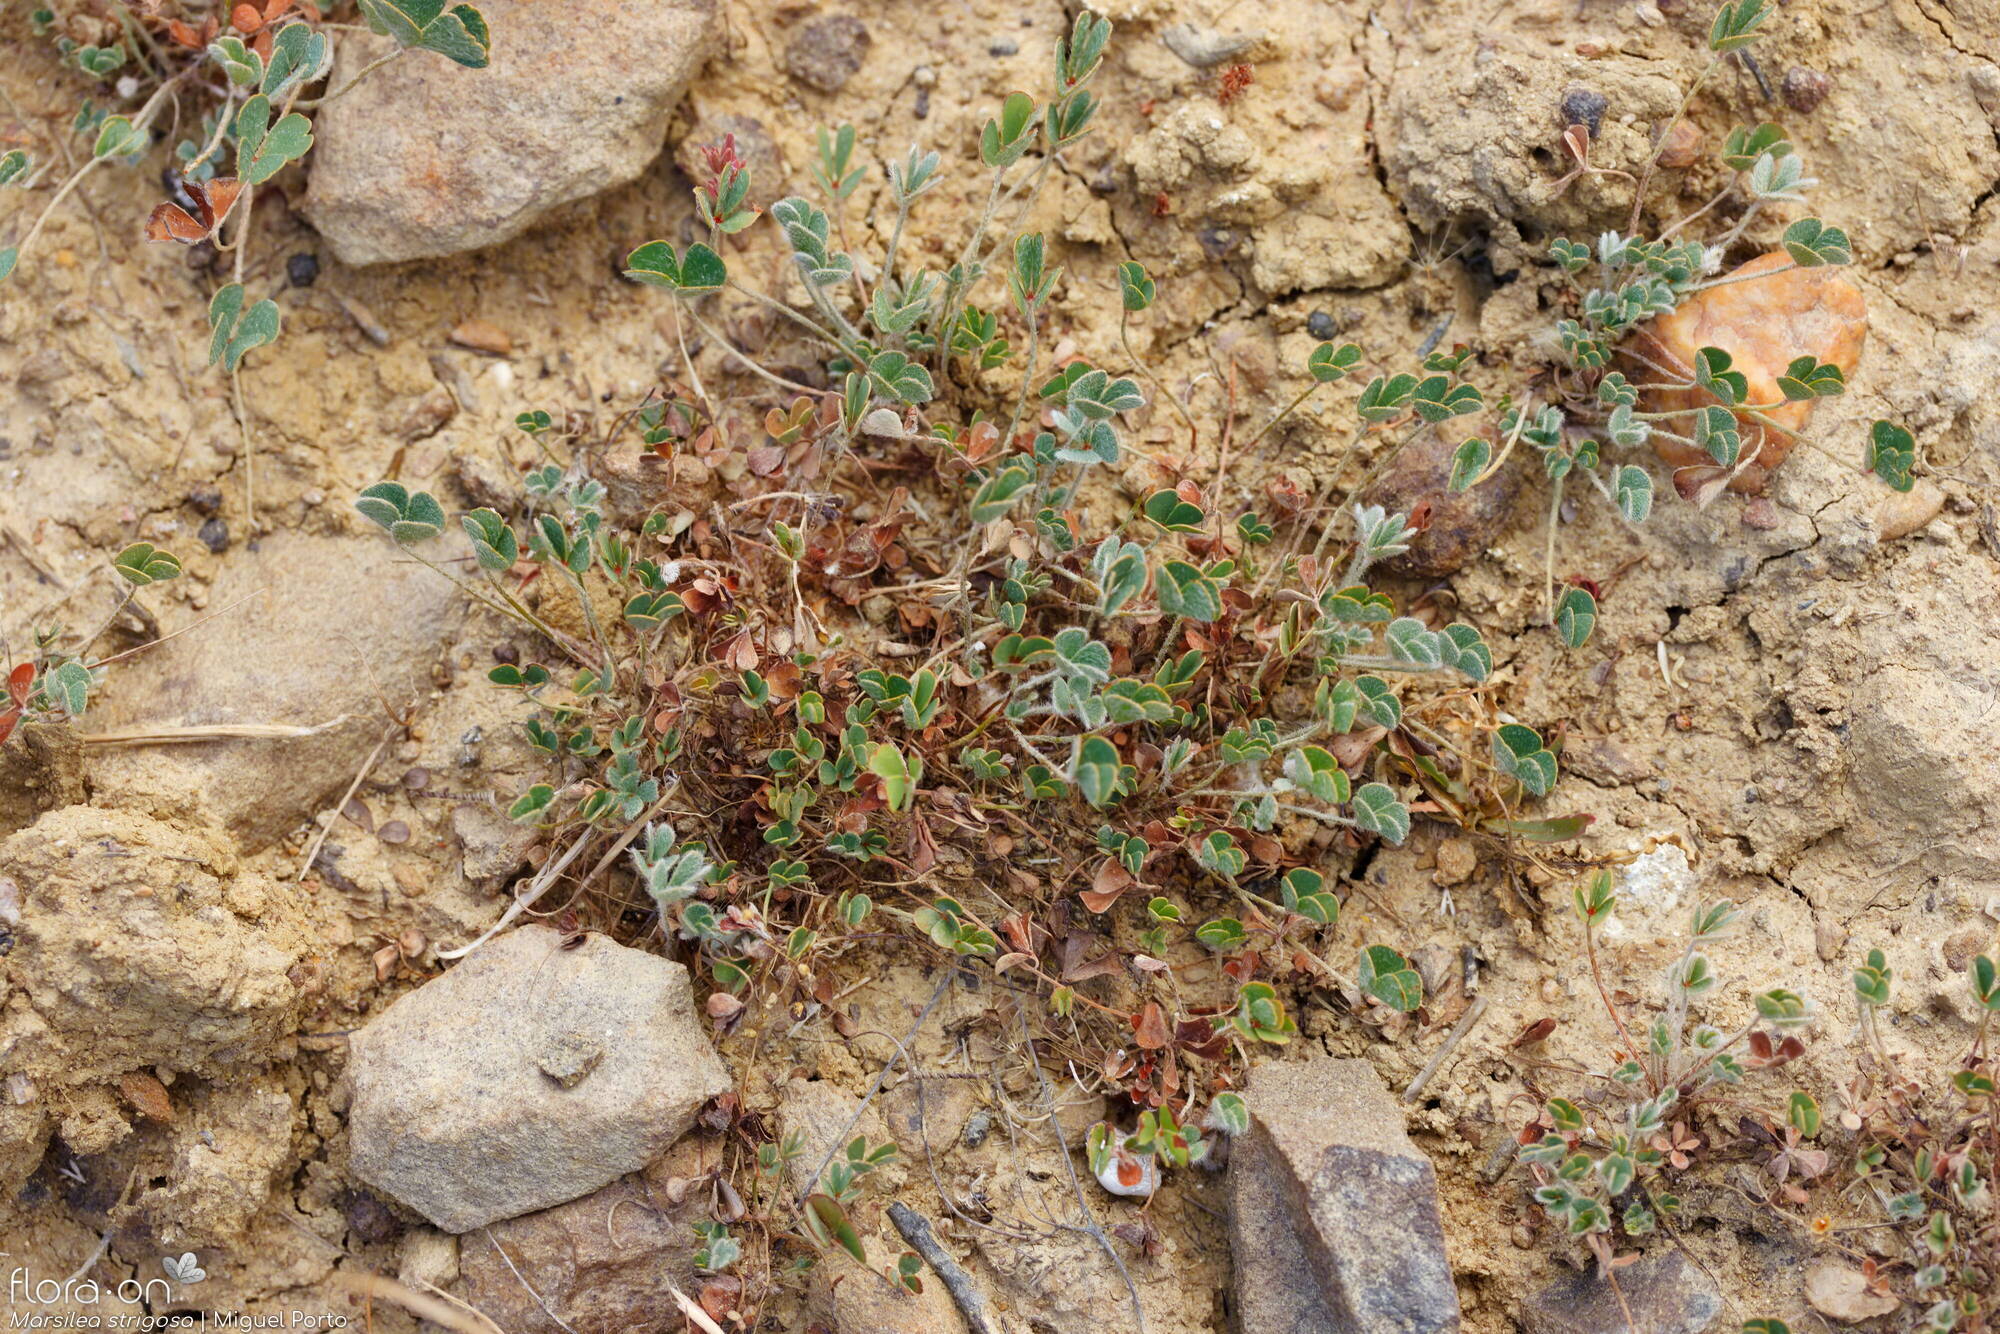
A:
887,1202,1000,1334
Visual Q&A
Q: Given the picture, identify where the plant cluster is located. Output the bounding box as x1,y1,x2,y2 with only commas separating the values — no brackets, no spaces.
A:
1430,0,1919,647
0,541,185,745
1826,948,2000,1332
1517,871,1816,1272
3,1,494,516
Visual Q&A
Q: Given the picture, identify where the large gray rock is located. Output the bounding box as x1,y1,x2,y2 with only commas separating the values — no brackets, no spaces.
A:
1229,1057,1460,1333
1520,1251,1721,1334
346,926,730,1232
304,0,723,265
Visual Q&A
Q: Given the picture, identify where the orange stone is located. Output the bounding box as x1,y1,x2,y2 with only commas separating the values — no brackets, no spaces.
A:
1626,251,1867,495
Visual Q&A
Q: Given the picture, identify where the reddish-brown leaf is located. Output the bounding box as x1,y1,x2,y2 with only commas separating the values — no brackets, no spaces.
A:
1079,860,1132,913
1512,1017,1558,1047
1133,1002,1171,1050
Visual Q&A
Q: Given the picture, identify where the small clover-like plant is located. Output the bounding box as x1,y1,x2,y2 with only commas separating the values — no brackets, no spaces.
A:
1520,871,1812,1269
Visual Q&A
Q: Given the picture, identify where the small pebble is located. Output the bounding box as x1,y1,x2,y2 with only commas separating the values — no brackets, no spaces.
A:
198,517,229,553
378,820,411,846
784,14,871,93
989,38,1018,56
1307,310,1337,340
1655,120,1701,168
1781,66,1831,114
449,318,512,357
287,252,319,287
1560,86,1609,137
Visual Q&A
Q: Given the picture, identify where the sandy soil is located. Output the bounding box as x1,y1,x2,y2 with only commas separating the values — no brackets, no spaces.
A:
3,0,1999,1330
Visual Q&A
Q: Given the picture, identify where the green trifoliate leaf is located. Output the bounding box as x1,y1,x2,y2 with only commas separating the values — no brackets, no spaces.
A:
1554,585,1597,649
1307,341,1362,383
1356,372,1419,422
357,0,493,67
1782,217,1851,267
866,351,934,405
44,660,92,717
969,462,1034,524
1694,346,1748,406
1492,723,1557,796
1708,0,1772,52
1448,437,1490,492
261,22,331,97
1721,122,1791,171
234,94,313,185
208,35,263,86
980,91,1038,167
1776,355,1845,401
1410,375,1483,423
1867,420,1916,492
1141,489,1205,533
206,283,280,372
1351,783,1410,844
1358,944,1422,1011
1694,404,1741,467
1118,260,1156,312
113,542,182,586
355,482,446,544
1155,561,1222,622
93,115,144,159
1615,466,1654,522
461,509,519,571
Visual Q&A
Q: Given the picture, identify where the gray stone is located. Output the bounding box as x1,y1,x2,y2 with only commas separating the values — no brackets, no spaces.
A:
84,531,462,851
1520,1251,1721,1334
1228,1057,1460,1333
346,926,730,1232
304,0,722,265
784,14,871,93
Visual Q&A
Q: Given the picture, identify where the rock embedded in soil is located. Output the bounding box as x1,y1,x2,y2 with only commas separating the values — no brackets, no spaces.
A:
82,531,463,851
1362,426,1525,577
1228,1055,1460,1333
1803,1260,1900,1321
1519,1250,1720,1334
303,0,723,265
1628,251,1868,497
0,721,84,838
458,1145,708,1334
784,14,872,93
0,806,315,1097
345,925,730,1233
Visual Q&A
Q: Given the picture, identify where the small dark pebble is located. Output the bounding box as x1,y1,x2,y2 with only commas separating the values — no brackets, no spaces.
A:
338,1189,404,1246
1089,164,1118,195
1307,310,1337,341
197,517,229,553
492,643,520,665
914,86,930,119
1560,86,1608,137
1197,226,1237,259
187,483,223,516
286,252,319,288
989,38,1019,56
1781,66,1831,114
